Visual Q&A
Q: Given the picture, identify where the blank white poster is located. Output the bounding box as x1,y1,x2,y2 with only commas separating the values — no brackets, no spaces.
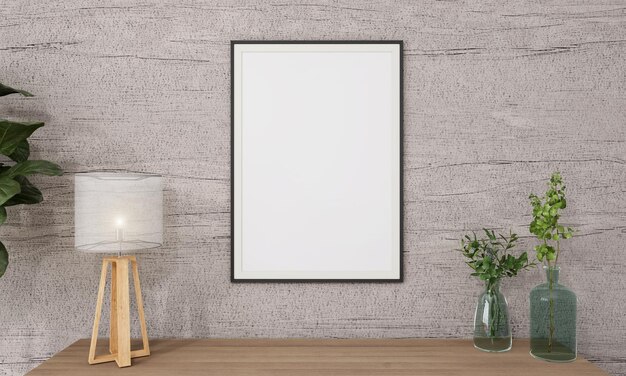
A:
232,42,401,281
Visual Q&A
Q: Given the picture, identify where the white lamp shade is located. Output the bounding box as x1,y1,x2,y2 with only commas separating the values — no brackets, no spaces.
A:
75,172,163,252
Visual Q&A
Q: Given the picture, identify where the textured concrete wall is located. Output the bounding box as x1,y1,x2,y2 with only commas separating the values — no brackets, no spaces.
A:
0,1,624,375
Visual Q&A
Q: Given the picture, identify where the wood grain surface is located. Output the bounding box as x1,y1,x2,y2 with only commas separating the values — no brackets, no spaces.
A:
0,1,624,375
27,339,609,375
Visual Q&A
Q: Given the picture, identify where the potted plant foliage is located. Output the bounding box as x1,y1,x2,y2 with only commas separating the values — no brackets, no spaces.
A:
459,229,534,352
0,82,62,278
528,172,577,362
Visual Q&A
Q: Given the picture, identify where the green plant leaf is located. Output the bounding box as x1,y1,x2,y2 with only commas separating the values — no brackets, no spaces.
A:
0,206,6,225
0,240,7,278
0,120,44,156
0,83,33,97
3,176,42,206
1,160,62,179
0,177,21,206
8,140,29,162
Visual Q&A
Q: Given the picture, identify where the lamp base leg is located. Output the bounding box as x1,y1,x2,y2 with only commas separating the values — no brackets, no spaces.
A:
88,256,150,367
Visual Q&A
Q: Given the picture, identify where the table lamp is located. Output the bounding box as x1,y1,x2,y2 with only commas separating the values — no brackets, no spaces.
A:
74,172,163,367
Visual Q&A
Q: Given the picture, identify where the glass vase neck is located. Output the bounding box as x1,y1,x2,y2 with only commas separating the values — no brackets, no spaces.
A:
485,279,501,292
543,266,560,284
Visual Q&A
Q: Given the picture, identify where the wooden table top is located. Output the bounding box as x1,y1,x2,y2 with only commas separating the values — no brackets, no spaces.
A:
27,338,608,375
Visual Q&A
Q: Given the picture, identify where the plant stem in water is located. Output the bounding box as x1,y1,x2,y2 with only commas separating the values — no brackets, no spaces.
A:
488,285,500,339
548,268,555,353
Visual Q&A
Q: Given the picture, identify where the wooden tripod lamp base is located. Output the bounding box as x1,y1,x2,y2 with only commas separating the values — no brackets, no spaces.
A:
89,256,150,367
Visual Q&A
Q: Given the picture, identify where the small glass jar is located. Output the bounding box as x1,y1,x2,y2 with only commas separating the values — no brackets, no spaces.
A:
473,280,512,352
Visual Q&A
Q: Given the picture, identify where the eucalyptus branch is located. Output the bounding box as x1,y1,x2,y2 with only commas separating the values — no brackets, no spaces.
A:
528,172,574,267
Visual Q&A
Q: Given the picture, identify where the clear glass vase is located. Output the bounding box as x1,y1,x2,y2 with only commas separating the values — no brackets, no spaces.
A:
473,280,512,352
530,266,577,362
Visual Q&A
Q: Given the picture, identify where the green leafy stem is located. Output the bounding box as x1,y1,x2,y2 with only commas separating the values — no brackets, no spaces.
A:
529,172,574,352
459,229,534,291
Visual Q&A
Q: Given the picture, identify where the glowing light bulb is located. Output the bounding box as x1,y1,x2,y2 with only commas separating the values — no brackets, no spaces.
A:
115,217,125,229
115,217,125,243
